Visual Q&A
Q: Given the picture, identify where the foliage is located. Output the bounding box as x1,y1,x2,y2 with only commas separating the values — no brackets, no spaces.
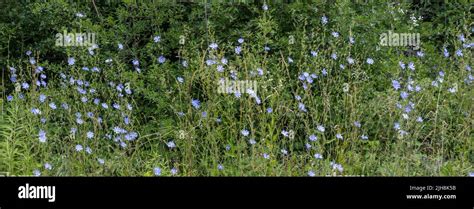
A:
0,1,472,176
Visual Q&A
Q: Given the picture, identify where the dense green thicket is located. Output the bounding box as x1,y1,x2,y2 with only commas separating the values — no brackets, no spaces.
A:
0,1,472,176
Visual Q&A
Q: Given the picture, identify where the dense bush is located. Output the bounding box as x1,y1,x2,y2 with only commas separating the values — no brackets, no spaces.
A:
0,1,472,176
